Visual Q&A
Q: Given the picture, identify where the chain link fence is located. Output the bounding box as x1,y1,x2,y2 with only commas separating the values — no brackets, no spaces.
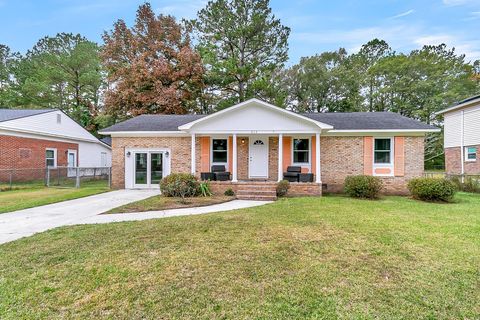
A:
0,167,111,191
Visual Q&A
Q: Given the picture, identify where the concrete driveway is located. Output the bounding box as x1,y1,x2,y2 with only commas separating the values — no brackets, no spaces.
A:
0,189,158,244
0,190,272,245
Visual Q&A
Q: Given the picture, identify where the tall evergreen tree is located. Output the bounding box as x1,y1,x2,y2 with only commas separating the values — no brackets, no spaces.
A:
191,0,290,110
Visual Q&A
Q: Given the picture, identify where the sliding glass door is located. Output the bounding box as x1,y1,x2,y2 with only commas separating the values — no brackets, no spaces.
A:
133,152,164,188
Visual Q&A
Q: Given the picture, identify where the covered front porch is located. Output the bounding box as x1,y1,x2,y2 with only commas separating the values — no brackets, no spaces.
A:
190,134,323,184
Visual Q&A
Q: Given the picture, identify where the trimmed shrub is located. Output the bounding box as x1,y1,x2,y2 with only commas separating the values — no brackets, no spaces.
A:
449,176,480,193
224,188,235,196
408,177,457,202
344,175,383,199
276,180,290,197
160,173,199,200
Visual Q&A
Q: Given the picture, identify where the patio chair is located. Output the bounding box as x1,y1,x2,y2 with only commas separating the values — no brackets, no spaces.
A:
211,165,231,181
283,166,301,182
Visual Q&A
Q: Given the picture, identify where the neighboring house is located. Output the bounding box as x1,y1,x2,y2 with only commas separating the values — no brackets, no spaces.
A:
0,109,112,173
100,99,438,196
437,94,480,175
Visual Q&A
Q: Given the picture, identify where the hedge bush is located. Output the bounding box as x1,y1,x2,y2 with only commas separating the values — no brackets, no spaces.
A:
276,180,290,197
449,176,480,193
407,177,457,202
224,188,235,196
160,173,199,200
344,175,383,199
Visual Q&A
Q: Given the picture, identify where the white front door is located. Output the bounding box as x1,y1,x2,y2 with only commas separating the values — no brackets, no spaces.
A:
249,137,269,178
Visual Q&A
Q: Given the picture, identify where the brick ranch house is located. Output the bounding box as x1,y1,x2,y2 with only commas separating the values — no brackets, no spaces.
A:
100,99,439,198
0,109,111,181
436,94,480,175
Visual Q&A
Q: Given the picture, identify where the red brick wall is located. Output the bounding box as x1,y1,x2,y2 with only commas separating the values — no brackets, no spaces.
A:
0,134,78,182
445,145,480,174
0,135,77,169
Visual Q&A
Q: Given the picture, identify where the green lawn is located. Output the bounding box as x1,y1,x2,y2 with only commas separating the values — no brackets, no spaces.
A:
0,180,110,213
1,193,479,319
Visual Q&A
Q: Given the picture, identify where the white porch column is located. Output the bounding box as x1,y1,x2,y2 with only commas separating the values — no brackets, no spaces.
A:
232,134,238,182
315,133,321,183
278,134,283,181
191,133,196,175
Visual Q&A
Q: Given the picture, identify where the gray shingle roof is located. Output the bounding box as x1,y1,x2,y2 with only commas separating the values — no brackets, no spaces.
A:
101,111,437,132
102,114,206,132
0,108,55,123
99,136,112,146
303,112,437,130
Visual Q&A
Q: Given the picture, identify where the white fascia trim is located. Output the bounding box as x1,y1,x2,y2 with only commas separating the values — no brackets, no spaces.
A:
329,129,440,133
178,98,334,130
103,131,190,137
189,130,321,134
435,97,480,115
0,127,110,148
324,129,440,137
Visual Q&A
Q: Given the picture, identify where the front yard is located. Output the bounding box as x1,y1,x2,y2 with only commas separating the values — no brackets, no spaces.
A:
1,193,479,318
0,180,110,213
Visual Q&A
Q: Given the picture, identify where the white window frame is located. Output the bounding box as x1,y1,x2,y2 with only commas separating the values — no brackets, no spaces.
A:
372,137,395,177
211,137,229,166
45,148,57,168
465,146,477,162
292,137,311,168
373,137,394,165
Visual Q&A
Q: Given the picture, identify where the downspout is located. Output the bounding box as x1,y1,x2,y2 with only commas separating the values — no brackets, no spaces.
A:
460,110,465,177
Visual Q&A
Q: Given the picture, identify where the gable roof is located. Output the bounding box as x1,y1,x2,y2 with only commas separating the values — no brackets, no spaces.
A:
436,94,480,115
178,98,333,131
0,108,55,122
99,136,112,146
304,112,438,131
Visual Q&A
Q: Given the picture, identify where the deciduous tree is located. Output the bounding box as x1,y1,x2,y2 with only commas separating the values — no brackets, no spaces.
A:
102,3,204,119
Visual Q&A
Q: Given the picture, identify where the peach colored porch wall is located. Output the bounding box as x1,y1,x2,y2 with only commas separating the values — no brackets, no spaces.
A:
282,137,292,171
311,135,316,176
200,137,210,173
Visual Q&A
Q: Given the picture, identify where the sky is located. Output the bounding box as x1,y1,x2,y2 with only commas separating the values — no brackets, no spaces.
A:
1,0,480,64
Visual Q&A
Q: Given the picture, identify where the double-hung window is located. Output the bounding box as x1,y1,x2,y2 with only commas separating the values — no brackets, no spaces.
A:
466,147,477,161
374,138,392,164
45,148,57,168
293,138,310,164
211,139,228,164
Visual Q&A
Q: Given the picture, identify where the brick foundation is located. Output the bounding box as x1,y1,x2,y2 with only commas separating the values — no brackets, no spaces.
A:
445,145,480,175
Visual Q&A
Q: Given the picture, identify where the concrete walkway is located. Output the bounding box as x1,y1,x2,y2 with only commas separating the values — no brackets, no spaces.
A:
0,190,271,245
0,189,158,244
74,200,271,225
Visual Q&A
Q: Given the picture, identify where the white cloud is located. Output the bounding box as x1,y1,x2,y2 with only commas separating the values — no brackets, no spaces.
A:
156,0,206,19
291,24,480,62
443,0,480,6
389,9,415,19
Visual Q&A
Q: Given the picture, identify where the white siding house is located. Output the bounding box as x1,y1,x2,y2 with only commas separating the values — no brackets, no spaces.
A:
437,95,480,174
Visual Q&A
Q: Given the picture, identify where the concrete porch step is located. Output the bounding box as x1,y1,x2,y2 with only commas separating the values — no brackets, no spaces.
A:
236,195,277,201
237,189,276,196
